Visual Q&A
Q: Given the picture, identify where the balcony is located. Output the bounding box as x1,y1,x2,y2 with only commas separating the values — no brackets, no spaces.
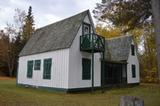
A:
80,33,105,53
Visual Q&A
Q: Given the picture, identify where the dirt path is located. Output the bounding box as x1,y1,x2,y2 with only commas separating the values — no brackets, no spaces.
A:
0,77,15,80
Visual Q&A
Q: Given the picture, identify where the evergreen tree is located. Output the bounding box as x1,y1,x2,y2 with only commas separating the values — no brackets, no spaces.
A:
22,6,35,43
0,6,35,77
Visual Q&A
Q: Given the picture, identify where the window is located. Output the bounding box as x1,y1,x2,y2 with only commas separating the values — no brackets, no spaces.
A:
132,64,136,78
82,23,91,35
131,44,135,55
43,58,52,79
27,60,33,78
82,58,91,80
34,60,41,70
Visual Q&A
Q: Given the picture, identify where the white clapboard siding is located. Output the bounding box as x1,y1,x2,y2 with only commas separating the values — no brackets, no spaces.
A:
127,41,140,84
18,49,69,88
68,14,101,88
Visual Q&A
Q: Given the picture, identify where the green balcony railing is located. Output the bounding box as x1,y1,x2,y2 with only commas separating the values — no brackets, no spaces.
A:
80,33,105,53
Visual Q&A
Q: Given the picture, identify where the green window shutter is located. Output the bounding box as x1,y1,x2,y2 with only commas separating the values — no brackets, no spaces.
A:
34,60,41,70
132,64,136,78
43,58,52,79
82,58,91,80
27,60,33,78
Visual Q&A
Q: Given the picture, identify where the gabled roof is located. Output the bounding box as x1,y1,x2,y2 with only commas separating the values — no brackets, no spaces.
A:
105,35,133,62
19,10,89,56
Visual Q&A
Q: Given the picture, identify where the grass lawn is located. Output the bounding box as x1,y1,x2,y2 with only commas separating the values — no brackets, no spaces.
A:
0,79,160,106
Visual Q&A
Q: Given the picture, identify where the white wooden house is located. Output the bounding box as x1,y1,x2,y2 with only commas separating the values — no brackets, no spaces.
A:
17,10,140,92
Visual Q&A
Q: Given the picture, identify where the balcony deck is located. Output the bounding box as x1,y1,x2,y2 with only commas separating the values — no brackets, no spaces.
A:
80,33,105,53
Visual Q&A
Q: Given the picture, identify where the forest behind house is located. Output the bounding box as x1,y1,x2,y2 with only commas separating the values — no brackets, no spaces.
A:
0,0,160,83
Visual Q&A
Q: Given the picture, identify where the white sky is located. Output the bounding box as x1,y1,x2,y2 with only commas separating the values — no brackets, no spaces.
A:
0,0,101,29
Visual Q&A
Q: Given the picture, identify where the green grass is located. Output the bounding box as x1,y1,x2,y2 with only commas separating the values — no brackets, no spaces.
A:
0,79,160,106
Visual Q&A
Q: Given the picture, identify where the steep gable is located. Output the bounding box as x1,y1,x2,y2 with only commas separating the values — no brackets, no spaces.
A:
105,35,133,62
19,10,89,56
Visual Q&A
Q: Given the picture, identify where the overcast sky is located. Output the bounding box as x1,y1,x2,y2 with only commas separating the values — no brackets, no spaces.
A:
0,0,101,29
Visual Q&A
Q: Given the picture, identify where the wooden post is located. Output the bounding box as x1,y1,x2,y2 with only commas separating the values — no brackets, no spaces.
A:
120,96,144,106
91,34,94,92
91,51,94,92
101,52,105,93
101,38,105,93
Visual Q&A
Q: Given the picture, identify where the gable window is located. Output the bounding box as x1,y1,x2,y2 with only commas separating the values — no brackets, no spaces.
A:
82,58,91,80
131,44,135,56
132,64,136,78
82,23,91,35
43,58,52,79
34,60,41,70
27,60,33,78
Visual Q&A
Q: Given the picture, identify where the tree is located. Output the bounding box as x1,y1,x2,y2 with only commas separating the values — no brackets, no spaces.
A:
93,0,160,82
22,6,35,43
3,6,35,77
93,0,151,32
0,30,10,75
151,0,160,82
0,6,35,77
140,24,158,83
3,9,26,76
96,24,122,38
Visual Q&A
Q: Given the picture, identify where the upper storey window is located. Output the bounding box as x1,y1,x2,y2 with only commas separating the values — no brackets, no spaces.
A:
82,23,91,35
131,44,135,56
